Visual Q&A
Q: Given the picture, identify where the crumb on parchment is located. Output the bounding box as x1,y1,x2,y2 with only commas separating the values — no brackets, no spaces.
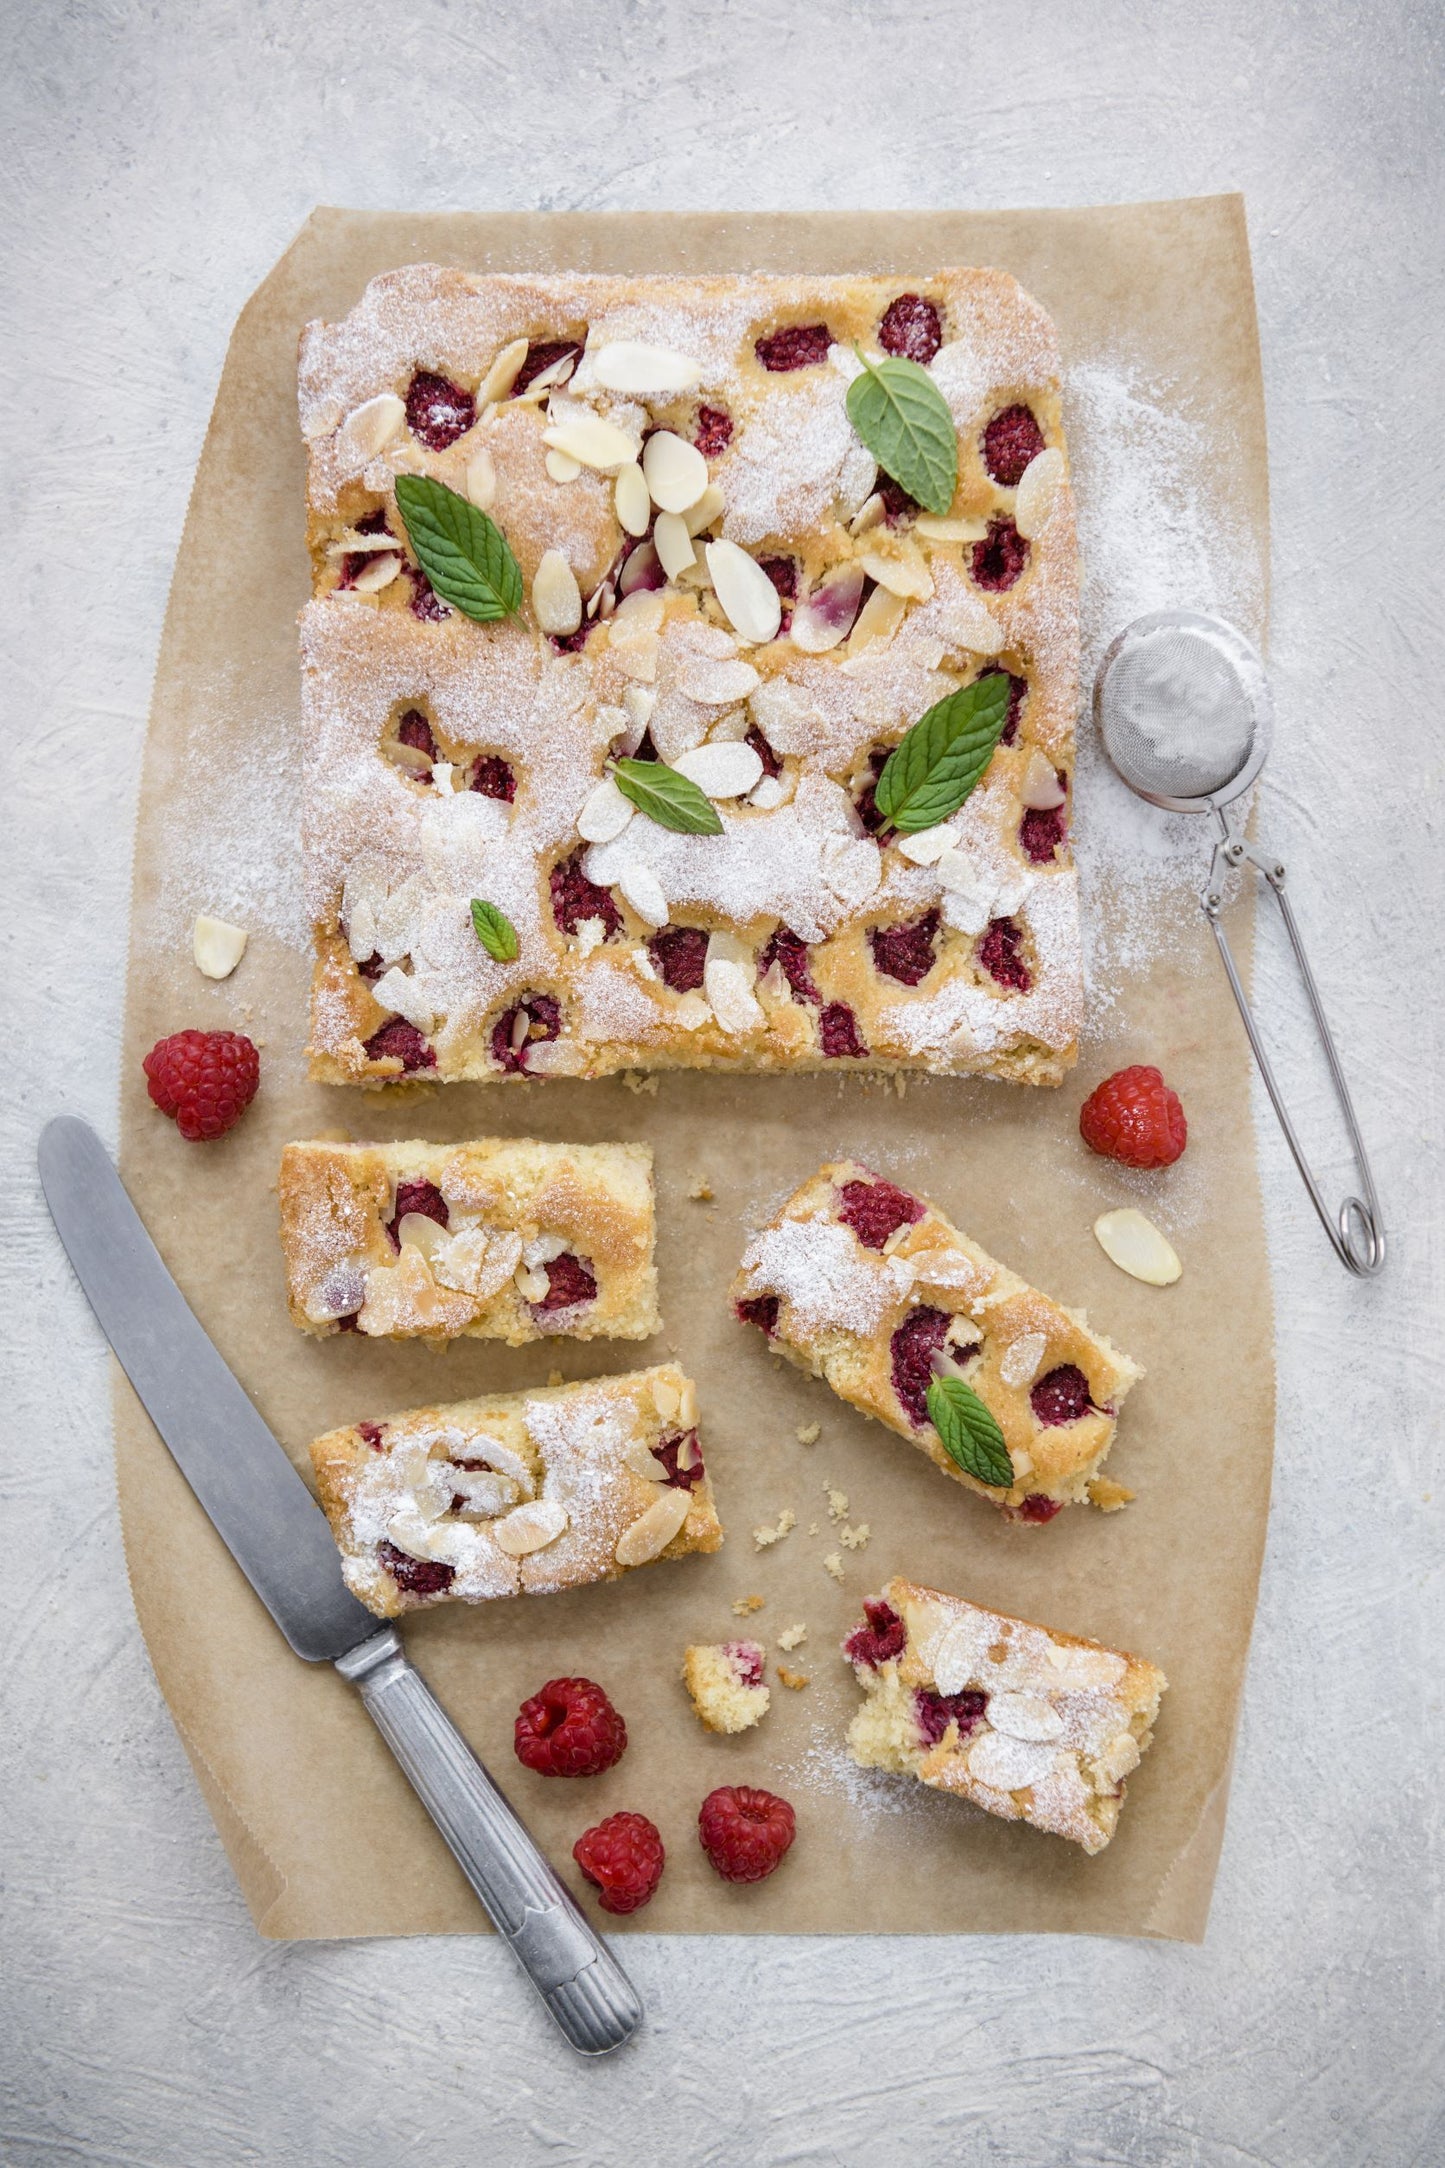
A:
687,1174,714,1201
753,1508,796,1550
823,1553,845,1581
796,1422,820,1445
732,1594,765,1616
777,1624,807,1651
776,1667,810,1691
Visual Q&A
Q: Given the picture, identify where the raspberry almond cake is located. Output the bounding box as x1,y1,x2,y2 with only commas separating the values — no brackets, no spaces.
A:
310,1365,721,1617
731,1161,1141,1520
844,1578,1166,1853
298,266,1081,1085
278,1136,658,1344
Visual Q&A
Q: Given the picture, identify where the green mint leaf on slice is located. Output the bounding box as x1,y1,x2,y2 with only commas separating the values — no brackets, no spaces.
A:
845,348,958,516
470,898,519,962
610,757,724,836
873,673,1011,835
393,474,523,623
926,1375,1014,1489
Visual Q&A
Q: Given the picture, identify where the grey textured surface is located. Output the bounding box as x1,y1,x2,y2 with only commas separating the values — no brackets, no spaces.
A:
3,2,1442,2162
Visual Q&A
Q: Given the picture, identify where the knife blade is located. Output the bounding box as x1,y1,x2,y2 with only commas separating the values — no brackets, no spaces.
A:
38,1114,643,2055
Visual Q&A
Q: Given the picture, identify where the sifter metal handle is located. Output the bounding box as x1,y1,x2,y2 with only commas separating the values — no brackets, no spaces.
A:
1202,814,1385,1277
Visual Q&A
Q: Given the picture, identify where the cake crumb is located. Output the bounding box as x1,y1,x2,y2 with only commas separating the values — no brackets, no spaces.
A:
546,1368,564,1388
732,1593,765,1616
823,1552,845,1581
777,1623,808,1651
796,1422,821,1445
1087,1477,1135,1512
839,1522,870,1550
753,1508,797,1550
687,1174,714,1201
622,1071,660,1096
776,1666,810,1691
894,1074,907,1098
807,1521,820,1536
826,1487,849,1521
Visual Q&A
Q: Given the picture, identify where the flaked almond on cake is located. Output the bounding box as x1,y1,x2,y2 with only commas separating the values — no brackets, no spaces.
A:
297,267,1080,1086
731,1161,1141,1520
278,1136,658,1344
311,1366,721,1618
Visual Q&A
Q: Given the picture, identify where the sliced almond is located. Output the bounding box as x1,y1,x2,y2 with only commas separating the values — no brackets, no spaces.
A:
337,392,405,468
749,776,786,810
450,1469,520,1518
614,461,651,537
465,449,497,510
704,955,765,1035
999,1330,1047,1388
350,551,402,594
192,915,248,979
683,483,726,537
616,860,669,928
396,1212,447,1260
578,775,635,843
325,529,401,556
896,826,954,865
846,582,907,654
705,539,782,645
614,1485,692,1567
369,966,435,1032
523,351,578,397
623,1438,671,1482
1014,446,1064,539
532,549,583,635
1093,1208,1182,1286
492,1498,569,1557
707,707,751,743
849,491,886,537
544,448,582,484
674,652,760,706
653,511,698,581
915,512,989,542
1021,750,1067,809
593,340,702,396
609,627,660,682
618,540,663,596
476,336,530,407
982,1692,1065,1744
613,588,665,634
858,540,933,601
675,1417,700,1461
791,564,865,653
514,1263,550,1302
522,1233,569,1268
541,413,636,472
650,1377,681,1420
672,740,764,799
642,429,708,515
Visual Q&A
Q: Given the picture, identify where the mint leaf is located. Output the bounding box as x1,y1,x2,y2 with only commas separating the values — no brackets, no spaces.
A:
610,757,724,836
873,674,1010,835
845,350,958,516
926,1375,1013,1489
470,898,519,962
393,475,523,623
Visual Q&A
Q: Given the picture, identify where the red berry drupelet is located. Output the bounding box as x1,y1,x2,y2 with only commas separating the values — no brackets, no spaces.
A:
698,1784,797,1884
514,1677,627,1779
572,1812,665,1914
1079,1065,1188,1169
143,1030,259,1141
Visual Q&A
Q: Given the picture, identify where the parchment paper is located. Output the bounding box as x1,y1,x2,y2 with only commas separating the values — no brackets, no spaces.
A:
116,199,1272,1941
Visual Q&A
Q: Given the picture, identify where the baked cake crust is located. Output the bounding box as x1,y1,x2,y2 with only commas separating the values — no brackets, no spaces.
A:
278,1136,658,1344
730,1160,1141,1519
310,1364,721,1618
298,266,1081,1086
845,1577,1166,1853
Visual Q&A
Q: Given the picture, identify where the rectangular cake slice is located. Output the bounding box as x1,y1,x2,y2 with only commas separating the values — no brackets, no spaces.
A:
278,1136,658,1344
298,265,1081,1086
310,1364,721,1618
730,1160,1141,1520
844,1577,1166,1853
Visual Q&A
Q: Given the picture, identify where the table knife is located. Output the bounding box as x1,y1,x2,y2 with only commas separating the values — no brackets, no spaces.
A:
37,1115,643,2057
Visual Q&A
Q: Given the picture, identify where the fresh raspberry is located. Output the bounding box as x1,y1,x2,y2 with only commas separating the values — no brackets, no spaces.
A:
876,474,920,524
890,1305,951,1427
572,1812,664,1914
694,404,734,457
648,924,708,992
510,339,583,397
758,924,818,1003
983,404,1046,487
981,665,1027,746
977,917,1031,992
654,1428,705,1489
735,1294,780,1339
757,554,798,602
406,565,450,620
514,1677,627,1779
869,908,940,986
755,324,832,371
405,370,476,451
1031,1364,1094,1427
878,293,943,364
745,723,783,781
1021,797,1068,864
387,1178,448,1249
820,1001,868,1059
838,1176,925,1250
534,1252,598,1311
971,518,1029,592
377,1540,455,1598
364,1019,436,1072
915,1687,989,1746
471,754,516,801
142,1030,259,1142
1079,1064,1188,1169
491,994,561,1074
698,1784,796,1884
550,621,598,655
844,1598,906,1670
396,708,439,762
357,1421,385,1452
852,746,891,835
551,848,622,939
1017,1493,1064,1523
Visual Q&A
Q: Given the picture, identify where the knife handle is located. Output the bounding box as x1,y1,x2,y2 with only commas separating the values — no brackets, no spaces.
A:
336,1629,643,2055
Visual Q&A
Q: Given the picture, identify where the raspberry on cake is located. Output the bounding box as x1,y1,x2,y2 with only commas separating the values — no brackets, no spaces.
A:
277,1135,658,1344
843,1577,1166,1854
682,1640,770,1733
309,1365,721,1618
298,266,1081,1087
730,1160,1142,1520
